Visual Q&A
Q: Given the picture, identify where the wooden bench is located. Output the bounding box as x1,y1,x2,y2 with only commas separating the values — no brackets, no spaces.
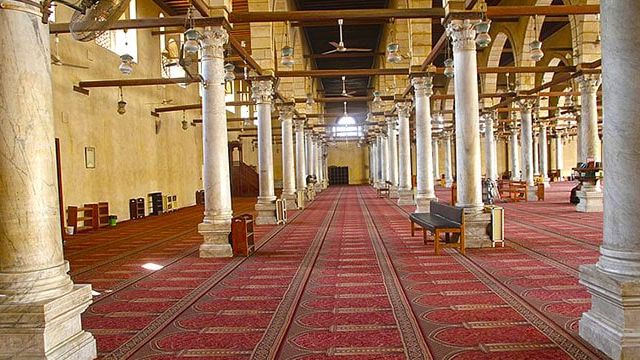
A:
498,180,528,202
409,202,465,255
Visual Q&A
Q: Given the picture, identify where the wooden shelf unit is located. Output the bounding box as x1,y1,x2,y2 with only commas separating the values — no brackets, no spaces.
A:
230,214,255,256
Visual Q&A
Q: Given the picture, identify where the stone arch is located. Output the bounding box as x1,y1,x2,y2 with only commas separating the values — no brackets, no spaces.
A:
566,0,600,64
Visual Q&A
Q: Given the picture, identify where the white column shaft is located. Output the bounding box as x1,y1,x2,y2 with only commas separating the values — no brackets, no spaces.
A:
413,77,436,203
280,108,296,198
449,20,483,208
540,125,549,179
444,135,454,185
510,131,520,180
432,138,440,181
520,104,535,186
295,122,306,191
580,75,602,163
484,114,498,180
387,121,399,185
397,105,412,191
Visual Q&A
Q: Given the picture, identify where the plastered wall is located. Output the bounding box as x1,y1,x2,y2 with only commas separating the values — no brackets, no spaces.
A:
51,0,204,222
327,143,368,185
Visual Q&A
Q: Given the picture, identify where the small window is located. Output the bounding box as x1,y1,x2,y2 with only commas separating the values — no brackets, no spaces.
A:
332,116,362,138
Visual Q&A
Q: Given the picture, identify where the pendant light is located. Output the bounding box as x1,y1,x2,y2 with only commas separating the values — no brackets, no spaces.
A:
474,2,492,48
181,111,189,130
443,36,454,78
280,22,295,67
529,15,544,62
224,63,236,82
119,54,134,75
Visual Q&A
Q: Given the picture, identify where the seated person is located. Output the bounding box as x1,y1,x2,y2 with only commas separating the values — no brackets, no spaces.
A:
570,182,582,204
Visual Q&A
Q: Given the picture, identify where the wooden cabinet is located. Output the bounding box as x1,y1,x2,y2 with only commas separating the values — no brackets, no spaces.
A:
230,214,255,256
129,198,145,219
148,192,163,216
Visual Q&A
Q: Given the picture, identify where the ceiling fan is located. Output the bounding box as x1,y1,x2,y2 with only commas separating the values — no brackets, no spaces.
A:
322,19,372,55
50,35,89,69
327,76,357,98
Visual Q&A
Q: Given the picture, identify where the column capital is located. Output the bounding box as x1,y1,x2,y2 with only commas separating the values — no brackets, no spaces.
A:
395,101,413,118
278,104,295,120
293,118,306,129
251,79,273,104
578,74,602,94
517,98,536,112
446,19,480,52
412,76,433,97
385,116,398,126
201,27,228,59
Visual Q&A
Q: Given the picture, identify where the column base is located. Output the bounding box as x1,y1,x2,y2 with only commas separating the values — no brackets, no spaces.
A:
281,191,297,208
576,190,603,212
463,207,492,249
445,180,454,188
388,186,399,199
322,179,329,189
414,196,437,213
527,186,538,201
543,179,551,188
314,183,323,193
579,264,640,360
255,201,277,225
198,221,232,258
397,189,415,206
0,285,97,360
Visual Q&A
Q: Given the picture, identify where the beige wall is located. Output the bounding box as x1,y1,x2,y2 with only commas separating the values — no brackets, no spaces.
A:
327,143,368,185
52,0,204,222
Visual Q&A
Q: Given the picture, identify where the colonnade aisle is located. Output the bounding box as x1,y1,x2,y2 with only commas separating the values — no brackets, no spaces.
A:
366,185,608,360
71,185,609,359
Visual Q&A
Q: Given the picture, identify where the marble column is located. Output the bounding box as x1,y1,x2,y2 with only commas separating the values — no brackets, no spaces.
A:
533,132,540,176
579,2,640,357
0,3,96,358
580,74,602,164
314,138,323,192
433,138,441,182
381,134,389,184
484,113,498,181
280,104,296,204
555,135,564,177
305,131,313,178
413,77,437,212
509,129,521,181
294,119,307,205
321,141,329,189
576,74,603,212
447,18,491,248
396,101,414,205
444,133,454,187
519,100,537,200
198,27,234,257
386,117,399,198
252,79,277,225
539,123,551,187
370,141,377,186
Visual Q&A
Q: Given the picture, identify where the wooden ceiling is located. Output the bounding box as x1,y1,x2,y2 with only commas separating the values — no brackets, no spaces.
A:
294,0,388,120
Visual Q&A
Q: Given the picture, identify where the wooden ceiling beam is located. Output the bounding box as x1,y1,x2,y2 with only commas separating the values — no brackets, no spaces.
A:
49,16,225,34
228,8,445,23
77,77,200,88
486,5,599,18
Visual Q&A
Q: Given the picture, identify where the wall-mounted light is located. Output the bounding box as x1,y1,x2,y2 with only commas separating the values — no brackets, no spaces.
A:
117,87,126,115
119,54,134,75
372,91,382,105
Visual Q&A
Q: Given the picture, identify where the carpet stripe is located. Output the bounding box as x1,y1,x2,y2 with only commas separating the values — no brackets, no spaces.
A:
357,188,433,360
251,188,344,359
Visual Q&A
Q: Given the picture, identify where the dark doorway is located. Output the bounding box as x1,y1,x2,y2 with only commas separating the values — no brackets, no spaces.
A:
329,166,349,185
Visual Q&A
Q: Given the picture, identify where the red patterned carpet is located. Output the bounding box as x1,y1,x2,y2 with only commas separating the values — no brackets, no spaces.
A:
66,185,608,359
